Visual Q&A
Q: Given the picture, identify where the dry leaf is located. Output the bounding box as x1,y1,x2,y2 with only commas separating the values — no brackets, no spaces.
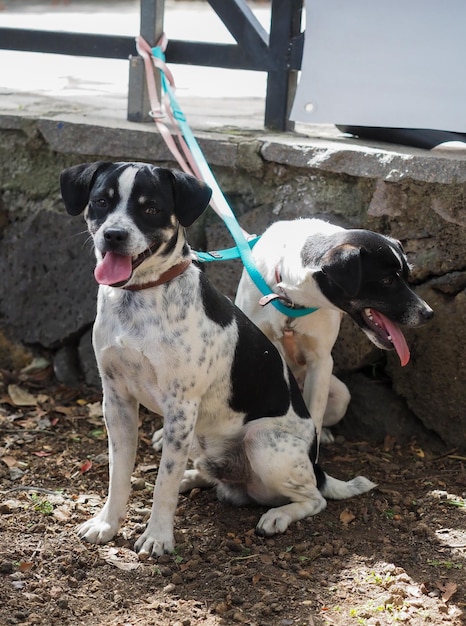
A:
383,434,397,452
53,505,72,522
0,499,23,513
138,464,158,473
99,546,140,571
406,584,422,598
80,459,93,474
54,406,74,416
7,385,38,407
1,455,18,468
76,493,102,506
18,561,34,573
17,418,39,430
339,508,356,525
106,559,140,571
88,402,103,418
437,580,458,602
410,444,425,458
139,434,153,446
49,586,64,599
259,554,274,565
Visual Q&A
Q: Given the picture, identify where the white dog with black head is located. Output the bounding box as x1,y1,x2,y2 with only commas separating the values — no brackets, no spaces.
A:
235,219,433,443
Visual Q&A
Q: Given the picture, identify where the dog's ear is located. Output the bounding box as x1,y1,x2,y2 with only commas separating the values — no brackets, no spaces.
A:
60,161,112,216
169,170,212,227
321,243,362,297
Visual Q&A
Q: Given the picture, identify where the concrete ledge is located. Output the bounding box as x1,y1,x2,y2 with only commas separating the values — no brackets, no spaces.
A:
261,137,466,184
3,90,466,183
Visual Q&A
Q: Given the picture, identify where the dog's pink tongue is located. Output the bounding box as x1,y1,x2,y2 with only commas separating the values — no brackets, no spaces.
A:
371,310,410,366
94,252,132,286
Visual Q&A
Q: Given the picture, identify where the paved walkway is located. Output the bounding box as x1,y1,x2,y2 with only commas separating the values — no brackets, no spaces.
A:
2,0,466,156
0,0,278,131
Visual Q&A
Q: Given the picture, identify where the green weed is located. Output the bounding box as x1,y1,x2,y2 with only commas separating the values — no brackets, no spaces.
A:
427,559,462,570
30,493,53,516
365,571,395,586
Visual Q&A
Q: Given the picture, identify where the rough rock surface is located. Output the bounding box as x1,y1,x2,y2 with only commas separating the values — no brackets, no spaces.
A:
1,210,96,348
0,113,465,450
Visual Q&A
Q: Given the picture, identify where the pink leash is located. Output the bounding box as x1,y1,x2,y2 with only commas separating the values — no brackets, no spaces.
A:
136,35,203,181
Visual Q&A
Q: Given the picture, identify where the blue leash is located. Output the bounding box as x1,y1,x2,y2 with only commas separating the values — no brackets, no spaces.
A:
195,236,261,263
152,45,317,318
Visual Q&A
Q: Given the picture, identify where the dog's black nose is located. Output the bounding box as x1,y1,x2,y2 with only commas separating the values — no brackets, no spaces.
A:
103,228,129,244
422,306,434,321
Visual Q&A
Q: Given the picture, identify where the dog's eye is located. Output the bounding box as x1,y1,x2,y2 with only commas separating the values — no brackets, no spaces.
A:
93,198,108,209
382,276,395,286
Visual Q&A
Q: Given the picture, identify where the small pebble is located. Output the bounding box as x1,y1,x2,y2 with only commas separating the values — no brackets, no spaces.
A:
132,478,146,491
0,562,14,574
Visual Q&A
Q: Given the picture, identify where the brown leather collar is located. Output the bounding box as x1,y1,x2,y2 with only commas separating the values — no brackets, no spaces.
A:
121,258,192,291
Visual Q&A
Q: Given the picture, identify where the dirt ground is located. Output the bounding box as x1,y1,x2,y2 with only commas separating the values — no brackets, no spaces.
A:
1,365,465,626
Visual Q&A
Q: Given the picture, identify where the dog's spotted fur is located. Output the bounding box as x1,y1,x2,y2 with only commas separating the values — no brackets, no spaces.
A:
60,162,375,556
235,219,434,443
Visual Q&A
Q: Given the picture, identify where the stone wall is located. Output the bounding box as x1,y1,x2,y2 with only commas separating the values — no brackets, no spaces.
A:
1,112,465,450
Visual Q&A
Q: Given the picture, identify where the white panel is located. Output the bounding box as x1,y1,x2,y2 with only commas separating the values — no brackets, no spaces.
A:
291,0,466,131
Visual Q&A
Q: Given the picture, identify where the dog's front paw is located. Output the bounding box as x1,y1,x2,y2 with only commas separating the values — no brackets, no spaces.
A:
255,509,291,536
320,427,335,445
77,515,119,545
134,528,174,556
151,428,164,452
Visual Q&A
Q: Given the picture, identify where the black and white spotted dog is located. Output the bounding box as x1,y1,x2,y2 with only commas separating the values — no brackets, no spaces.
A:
60,161,376,556
235,219,434,443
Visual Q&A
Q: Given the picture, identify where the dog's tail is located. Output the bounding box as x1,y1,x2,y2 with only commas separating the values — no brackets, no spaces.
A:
318,468,377,500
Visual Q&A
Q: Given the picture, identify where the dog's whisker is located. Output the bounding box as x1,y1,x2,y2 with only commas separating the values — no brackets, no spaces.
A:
68,229,90,239
82,235,94,251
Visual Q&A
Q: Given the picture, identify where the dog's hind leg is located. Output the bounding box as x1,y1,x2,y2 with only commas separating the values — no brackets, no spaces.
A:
253,460,327,537
242,418,375,536
241,420,327,535
77,391,139,545
256,494,327,536
255,467,375,536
